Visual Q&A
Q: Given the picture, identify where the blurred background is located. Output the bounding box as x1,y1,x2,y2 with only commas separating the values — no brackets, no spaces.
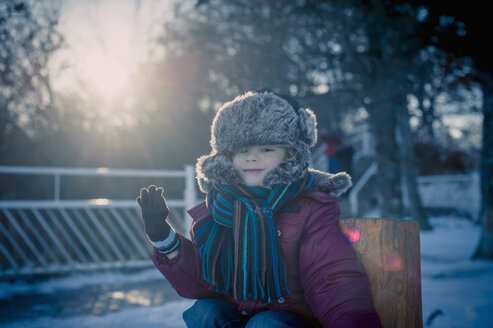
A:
0,0,492,327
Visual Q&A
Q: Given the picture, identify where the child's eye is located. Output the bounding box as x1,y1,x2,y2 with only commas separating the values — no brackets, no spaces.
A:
238,148,248,153
262,148,274,152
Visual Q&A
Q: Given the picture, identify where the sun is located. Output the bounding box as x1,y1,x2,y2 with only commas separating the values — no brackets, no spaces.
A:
79,50,130,100
53,0,161,104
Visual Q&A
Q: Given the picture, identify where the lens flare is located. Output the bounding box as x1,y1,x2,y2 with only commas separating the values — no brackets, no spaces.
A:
342,227,361,243
384,251,404,272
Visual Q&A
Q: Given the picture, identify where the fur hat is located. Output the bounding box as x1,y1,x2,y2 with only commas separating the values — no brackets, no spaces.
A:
196,88,352,196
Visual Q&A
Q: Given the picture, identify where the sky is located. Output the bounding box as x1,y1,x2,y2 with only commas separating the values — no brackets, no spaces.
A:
51,0,177,103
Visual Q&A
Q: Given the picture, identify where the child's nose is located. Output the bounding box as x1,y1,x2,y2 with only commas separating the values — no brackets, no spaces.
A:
245,151,258,161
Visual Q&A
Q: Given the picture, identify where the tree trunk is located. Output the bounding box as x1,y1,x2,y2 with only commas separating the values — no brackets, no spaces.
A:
368,98,403,219
397,104,432,230
362,2,405,220
473,74,493,259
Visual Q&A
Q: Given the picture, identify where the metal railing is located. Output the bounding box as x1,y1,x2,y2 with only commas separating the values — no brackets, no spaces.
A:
0,165,198,278
349,161,378,216
416,171,481,221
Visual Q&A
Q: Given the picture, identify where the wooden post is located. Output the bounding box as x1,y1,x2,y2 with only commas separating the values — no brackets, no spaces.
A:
339,218,423,328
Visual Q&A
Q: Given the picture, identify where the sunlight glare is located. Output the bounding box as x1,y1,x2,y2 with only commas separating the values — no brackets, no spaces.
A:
55,0,168,104
90,198,110,206
80,52,129,99
111,291,152,306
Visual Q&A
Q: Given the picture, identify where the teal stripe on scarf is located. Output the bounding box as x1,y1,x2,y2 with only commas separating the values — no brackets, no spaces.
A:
250,186,267,197
242,211,249,300
212,213,233,227
267,185,280,203
217,194,233,210
250,209,259,300
271,185,290,210
201,223,219,281
194,220,212,241
304,173,315,191
283,181,300,203
214,200,233,216
260,200,282,298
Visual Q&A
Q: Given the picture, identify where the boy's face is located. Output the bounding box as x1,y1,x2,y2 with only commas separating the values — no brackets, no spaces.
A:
232,145,287,186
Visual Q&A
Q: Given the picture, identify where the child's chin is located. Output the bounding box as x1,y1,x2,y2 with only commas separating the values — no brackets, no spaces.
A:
240,174,265,187
243,179,263,187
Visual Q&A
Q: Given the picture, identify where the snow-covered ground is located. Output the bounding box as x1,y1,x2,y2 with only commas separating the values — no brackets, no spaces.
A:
1,215,492,328
420,217,493,328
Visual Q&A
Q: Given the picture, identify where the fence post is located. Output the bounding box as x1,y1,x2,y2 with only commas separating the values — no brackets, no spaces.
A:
54,173,61,201
363,129,371,155
349,162,378,216
471,170,481,222
184,165,197,235
339,218,422,328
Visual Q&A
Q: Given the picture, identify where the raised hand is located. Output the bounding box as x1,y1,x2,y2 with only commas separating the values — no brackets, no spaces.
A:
137,185,170,219
136,185,178,254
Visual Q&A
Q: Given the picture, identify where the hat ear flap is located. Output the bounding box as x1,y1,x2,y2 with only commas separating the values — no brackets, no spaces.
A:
298,108,317,147
195,152,243,192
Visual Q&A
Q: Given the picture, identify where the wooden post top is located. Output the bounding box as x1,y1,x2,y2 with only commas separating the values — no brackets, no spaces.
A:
339,218,423,328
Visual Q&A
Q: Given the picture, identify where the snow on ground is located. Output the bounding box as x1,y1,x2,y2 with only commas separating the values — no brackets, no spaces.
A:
0,267,164,300
420,216,493,328
3,300,192,328
2,215,492,328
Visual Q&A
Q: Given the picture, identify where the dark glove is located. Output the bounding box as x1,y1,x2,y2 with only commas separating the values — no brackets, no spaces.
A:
136,185,171,242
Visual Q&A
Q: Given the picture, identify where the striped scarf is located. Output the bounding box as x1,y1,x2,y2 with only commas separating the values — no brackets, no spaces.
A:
192,173,315,303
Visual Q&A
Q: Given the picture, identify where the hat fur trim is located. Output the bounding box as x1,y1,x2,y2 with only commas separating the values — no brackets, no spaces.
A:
195,89,351,197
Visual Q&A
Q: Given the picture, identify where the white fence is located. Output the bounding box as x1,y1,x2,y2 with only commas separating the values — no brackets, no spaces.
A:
0,165,198,278
348,163,481,220
416,171,481,220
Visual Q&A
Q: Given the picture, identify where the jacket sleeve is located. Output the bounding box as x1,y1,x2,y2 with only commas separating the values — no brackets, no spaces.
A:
152,233,219,299
299,199,382,328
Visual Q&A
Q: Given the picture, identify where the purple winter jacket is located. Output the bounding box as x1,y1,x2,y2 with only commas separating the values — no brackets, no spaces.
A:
152,191,382,328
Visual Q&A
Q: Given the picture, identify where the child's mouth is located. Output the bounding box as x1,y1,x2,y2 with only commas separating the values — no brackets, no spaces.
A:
243,169,264,173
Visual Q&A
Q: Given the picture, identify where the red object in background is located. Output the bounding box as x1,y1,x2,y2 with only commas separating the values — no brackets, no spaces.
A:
324,141,337,157
321,124,344,157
